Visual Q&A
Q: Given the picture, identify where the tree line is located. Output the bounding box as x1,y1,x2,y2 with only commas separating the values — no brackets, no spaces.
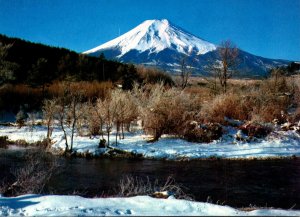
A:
0,34,137,87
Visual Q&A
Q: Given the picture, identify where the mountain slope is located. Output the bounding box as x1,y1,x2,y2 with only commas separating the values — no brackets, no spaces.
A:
84,19,290,77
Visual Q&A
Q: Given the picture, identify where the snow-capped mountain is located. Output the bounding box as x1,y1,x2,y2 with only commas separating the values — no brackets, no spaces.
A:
84,19,290,77
84,19,216,57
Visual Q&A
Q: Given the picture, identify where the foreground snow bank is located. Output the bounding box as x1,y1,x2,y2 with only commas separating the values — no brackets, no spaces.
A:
0,194,299,216
0,125,300,160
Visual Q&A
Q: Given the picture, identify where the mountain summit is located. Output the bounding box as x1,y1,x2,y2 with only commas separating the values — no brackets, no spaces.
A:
84,19,217,58
84,19,289,77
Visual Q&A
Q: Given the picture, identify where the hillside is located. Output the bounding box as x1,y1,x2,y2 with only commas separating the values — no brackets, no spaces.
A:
0,34,133,85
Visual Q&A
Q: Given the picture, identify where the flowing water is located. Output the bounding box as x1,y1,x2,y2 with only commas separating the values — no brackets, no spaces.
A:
1,148,300,209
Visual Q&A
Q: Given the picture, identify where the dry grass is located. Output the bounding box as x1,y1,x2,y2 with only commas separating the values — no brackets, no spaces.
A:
47,81,113,100
200,92,251,124
116,175,193,200
183,86,212,104
0,84,44,110
199,74,296,124
187,76,261,87
0,81,113,111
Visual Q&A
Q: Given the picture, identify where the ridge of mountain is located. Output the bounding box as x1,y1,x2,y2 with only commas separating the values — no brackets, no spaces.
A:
84,19,290,77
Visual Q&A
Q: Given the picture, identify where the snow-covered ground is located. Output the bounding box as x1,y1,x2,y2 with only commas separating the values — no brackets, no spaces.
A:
0,125,299,160
1,194,300,216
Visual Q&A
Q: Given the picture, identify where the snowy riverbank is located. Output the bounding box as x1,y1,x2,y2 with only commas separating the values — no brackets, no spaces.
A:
0,124,299,160
1,194,300,216
1,125,300,216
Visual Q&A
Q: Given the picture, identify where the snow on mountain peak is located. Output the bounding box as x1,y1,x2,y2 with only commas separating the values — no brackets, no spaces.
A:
83,19,217,57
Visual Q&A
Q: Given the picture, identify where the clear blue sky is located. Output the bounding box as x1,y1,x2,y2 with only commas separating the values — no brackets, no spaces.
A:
0,0,299,61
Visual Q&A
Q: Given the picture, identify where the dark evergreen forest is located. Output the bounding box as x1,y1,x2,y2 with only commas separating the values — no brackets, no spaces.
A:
0,34,138,87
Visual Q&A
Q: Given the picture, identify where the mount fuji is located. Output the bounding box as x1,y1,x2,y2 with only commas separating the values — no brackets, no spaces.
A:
83,19,290,77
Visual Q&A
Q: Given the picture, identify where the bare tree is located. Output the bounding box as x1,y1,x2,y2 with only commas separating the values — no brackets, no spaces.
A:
95,99,106,139
203,62,221,95
179,55,192,89
76,101,93,137
217,40,239,93
110,89,124,144
55,85,70,152
122,91,138,136
43,99,57,140
97,95,118,147
110,89,138,142
68,89,85,152
54,82,85,153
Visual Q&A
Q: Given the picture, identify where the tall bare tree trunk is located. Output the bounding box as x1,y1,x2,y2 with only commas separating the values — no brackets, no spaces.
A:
107,131,110,147
46,117,53,140
121,122,125,139
70,101,77,152
60,115,68,153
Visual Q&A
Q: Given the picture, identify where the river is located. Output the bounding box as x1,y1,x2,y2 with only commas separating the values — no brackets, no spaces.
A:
1,148,299,209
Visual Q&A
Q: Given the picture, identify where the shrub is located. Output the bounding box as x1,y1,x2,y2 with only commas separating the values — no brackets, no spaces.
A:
110,89,139,142
32,138,52,149
249,90,292,123
0,136,9,148
14,139,29,147
0,149,60,196
15,107,28,128
291,108,300,123
200,75,296,124
182,122,223,143
200,92,251,124
252,73,295,122
136,84,200,141
98,138,106,148
89,119,101,136
91,101,105,138
136,66,174,86
238,122,272,138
